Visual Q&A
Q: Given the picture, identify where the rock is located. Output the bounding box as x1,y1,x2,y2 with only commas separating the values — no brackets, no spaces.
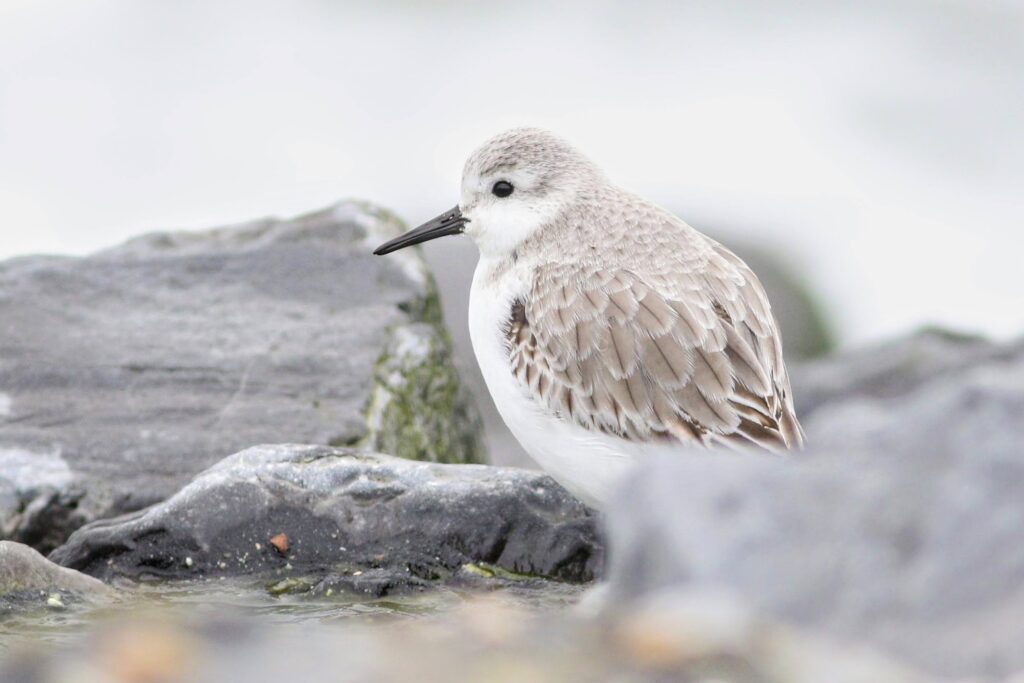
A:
602,336,1024,679
364,323,482,465
792,326,1021,417
0,449,85,554
803,341,1024,461
0,202,485,551
607,588,933,683
49,444,600,585
0,540,115,610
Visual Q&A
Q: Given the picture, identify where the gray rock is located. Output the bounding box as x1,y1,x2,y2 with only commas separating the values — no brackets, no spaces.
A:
792,326,1022,417
0,540,114,600
49,444,600,585
0,449,85,555
603,337,1024,679
0,202,485,551
804,343,1024,461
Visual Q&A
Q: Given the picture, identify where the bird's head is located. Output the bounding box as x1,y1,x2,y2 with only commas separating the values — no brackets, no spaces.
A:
374,127,603,259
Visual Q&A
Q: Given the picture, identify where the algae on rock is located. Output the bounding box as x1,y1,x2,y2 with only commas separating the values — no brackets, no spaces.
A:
363,321,486,465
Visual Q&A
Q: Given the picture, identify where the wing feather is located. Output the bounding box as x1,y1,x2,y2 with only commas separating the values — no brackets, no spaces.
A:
505,251,804,452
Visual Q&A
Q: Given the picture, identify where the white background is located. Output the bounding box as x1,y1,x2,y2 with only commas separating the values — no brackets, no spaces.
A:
2,0,1022,347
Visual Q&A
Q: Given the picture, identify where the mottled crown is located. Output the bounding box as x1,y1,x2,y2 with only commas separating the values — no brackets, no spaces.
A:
463,127,603,187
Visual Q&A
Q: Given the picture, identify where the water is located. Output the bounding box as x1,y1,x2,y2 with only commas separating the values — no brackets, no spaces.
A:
0,576,586,654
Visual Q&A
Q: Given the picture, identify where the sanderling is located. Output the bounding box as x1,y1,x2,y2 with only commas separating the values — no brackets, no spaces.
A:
375,128,804,507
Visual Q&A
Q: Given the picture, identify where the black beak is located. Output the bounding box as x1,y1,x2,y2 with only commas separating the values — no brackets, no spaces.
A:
373,206,468,255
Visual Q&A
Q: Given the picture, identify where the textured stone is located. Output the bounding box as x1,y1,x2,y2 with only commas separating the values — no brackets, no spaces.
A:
0,202,485,551
0,541,113,596
0,540,115,617
50,445,600,585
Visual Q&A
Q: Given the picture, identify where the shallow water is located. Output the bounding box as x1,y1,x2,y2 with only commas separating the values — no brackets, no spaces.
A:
0,576,586,654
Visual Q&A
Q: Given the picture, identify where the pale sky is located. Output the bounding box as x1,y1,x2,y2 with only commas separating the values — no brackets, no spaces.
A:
1,0,1022,345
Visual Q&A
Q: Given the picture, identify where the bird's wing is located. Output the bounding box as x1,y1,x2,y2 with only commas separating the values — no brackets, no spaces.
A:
506,242,804,451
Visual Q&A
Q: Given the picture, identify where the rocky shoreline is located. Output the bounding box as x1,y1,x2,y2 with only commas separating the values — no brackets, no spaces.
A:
2,203,1023,682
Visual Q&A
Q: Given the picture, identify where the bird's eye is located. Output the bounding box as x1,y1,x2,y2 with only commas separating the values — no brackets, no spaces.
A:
492,180,514,198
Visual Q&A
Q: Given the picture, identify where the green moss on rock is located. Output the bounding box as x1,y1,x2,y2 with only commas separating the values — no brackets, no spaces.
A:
363,322,485,465
461,562,539,582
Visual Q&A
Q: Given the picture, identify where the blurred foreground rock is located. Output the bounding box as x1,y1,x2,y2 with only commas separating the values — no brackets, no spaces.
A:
0,590,933,683
0,202,484,552
50,445,600,586
604,331,1024,680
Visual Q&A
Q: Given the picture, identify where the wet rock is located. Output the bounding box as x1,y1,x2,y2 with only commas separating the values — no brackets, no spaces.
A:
0,202,485,550
603,339,1024,679
0,540,115,613
50,445,600,585
0,449,86,554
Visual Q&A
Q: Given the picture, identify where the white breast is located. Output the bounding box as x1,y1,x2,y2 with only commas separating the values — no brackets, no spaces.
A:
468,258,661,508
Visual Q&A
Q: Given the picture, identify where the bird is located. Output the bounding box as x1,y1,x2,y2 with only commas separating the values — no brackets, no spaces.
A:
374,128,804,507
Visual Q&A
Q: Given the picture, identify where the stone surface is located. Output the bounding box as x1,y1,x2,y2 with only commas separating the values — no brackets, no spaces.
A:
0,202,484,551
0,449,84,555
802,337,1024,460
0,540,115,617
791,326,1020,418
0,541,113,597
603,334,1024,680
50,445,600,585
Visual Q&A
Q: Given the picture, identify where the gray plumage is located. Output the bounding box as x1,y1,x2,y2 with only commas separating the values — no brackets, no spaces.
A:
470,128,804,452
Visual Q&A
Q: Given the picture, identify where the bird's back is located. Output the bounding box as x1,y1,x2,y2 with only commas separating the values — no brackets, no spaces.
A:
507,185,805,453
